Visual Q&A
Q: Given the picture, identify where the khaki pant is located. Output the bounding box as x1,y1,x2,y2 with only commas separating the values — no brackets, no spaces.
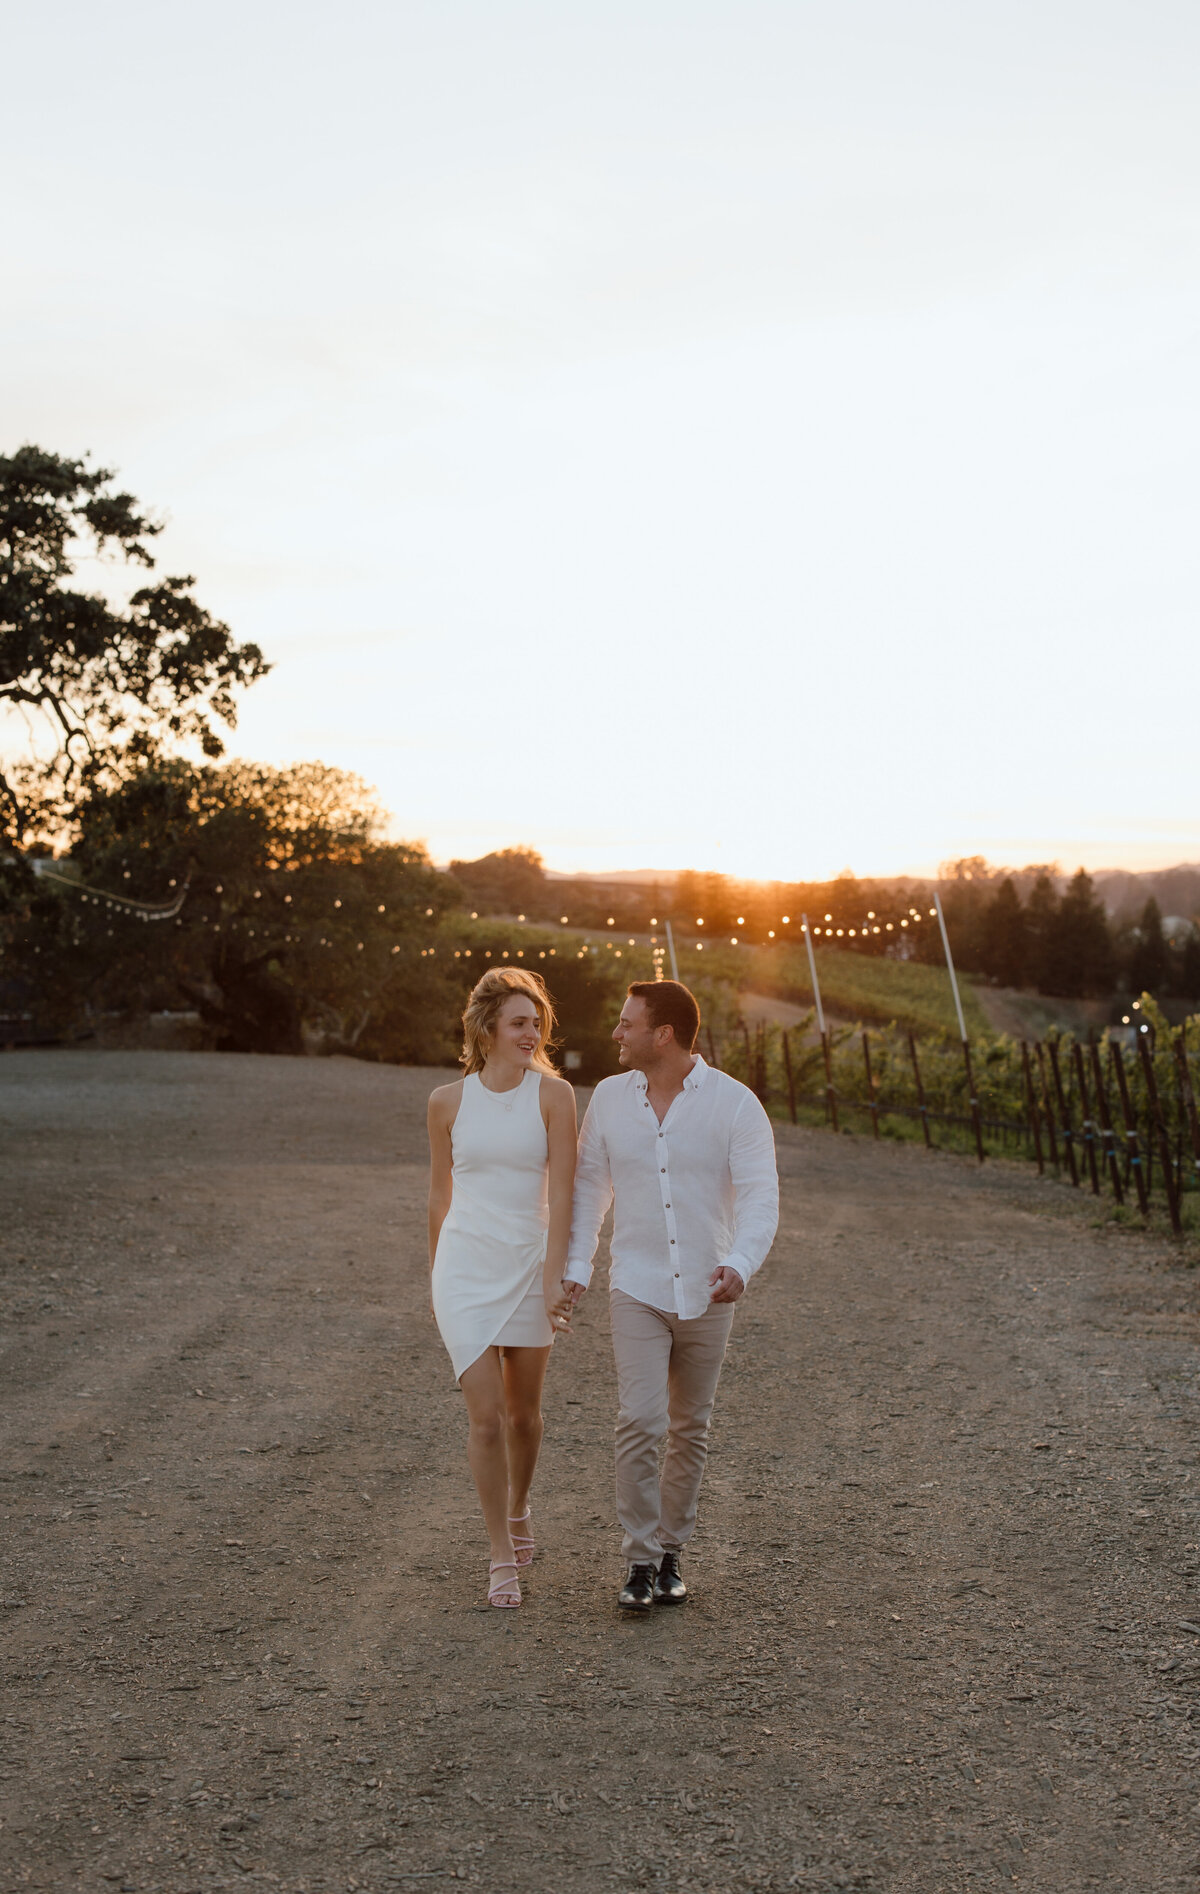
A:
610,1287,736,1566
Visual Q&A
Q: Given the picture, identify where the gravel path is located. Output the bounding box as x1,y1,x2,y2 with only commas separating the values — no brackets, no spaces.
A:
2,1049,1199,1893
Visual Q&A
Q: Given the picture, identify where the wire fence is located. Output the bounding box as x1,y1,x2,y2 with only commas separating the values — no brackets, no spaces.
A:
714,1014,1200,1238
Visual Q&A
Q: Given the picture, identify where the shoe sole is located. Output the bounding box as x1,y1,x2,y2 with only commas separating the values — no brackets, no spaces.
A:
617,1598,654,1613
653,1592,687,1605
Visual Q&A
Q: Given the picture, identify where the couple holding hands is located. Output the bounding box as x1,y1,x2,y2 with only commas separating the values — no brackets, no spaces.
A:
427,968,779,1611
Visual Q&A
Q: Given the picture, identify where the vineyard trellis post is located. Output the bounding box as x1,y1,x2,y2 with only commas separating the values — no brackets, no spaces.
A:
1047,1041,1080,1188
933,891,984,1163
781,1029,797,1124
862,1031,880,1139
1088,1036,1125,1205
1034,1043,1060,1172
802,913,839,1133
1110,1042,1149,1216
1020,1042,1044,1174
908,1032,934,1149
1173,1035,1200,1193
1071,1041,1102,1196
1138,1033,1183,1237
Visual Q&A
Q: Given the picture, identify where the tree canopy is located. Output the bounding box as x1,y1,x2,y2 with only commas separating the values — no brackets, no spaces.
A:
0,445,268,842
12,756,454,1055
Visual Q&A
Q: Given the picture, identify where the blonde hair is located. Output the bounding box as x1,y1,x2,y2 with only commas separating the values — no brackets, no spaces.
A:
460,967,558,1077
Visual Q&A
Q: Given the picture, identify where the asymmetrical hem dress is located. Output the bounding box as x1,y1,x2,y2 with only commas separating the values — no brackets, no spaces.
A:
432,1068,554,1381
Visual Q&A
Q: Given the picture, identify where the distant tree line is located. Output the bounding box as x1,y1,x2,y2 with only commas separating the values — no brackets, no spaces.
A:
446,852,1200,1004
932,859,1200,1001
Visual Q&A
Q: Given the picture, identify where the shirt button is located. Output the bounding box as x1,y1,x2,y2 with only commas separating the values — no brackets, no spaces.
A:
670,1239,675,1245
674,1272,680,1278
665,1203,671,1208
660,1167,666,1173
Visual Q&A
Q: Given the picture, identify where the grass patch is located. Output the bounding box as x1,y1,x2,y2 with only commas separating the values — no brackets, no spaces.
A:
748,944,990,1039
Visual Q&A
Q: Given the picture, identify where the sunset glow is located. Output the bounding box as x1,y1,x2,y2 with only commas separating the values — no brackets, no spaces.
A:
2,3,1197,882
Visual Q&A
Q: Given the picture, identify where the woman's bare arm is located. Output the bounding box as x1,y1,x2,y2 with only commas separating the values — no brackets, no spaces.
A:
427,1085,458,1272
541,1076,578,1324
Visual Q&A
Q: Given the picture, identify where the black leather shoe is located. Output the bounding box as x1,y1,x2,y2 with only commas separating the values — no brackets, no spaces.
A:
617,1563,657,1611
654,1552,687,1605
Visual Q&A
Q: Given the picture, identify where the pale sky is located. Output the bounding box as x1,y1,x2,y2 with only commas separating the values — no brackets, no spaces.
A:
4,1,1198,879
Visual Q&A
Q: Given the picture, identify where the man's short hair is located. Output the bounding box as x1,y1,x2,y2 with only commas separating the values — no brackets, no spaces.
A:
627,980,700,1054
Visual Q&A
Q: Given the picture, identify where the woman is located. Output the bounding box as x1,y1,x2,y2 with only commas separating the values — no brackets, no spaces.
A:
427,967,577,1608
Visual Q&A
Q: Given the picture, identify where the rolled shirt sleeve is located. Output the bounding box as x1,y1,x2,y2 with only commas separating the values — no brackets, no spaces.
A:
564,1100,613,1288
720,1092,780,1287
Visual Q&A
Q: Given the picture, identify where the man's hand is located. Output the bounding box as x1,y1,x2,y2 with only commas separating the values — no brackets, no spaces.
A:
561,1280,588,1304
545,1285,575,1336
708,1266,745,1304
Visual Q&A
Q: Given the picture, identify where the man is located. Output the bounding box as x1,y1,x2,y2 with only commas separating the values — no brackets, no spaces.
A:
563,981,779,1611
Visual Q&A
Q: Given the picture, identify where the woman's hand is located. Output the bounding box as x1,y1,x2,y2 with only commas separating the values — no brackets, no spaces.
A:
545,1284,575,1337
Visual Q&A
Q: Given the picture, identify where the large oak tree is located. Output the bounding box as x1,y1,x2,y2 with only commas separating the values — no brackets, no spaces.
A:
1,445,268,843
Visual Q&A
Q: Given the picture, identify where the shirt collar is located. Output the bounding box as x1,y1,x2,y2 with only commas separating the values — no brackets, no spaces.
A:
634,1055,708,1093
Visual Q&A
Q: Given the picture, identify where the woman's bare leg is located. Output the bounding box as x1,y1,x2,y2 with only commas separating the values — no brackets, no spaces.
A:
500,1346,551,1519
459,1349,515,1561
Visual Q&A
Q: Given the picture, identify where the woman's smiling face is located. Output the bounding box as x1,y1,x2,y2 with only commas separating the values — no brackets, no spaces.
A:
489,993,542,1067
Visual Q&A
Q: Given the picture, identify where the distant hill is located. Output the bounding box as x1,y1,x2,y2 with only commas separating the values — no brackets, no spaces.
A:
538,861,1200,919
542,866,676,885
1091,864,1200,923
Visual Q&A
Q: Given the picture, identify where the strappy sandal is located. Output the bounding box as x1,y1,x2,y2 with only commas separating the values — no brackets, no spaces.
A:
488,1559,521,1609
509,1510,535,1567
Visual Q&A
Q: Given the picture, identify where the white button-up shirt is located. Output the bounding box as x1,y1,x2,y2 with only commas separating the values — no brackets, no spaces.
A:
565,1056,780,1319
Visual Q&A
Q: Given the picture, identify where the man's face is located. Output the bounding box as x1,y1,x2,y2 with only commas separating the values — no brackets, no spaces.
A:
613,996,661,1070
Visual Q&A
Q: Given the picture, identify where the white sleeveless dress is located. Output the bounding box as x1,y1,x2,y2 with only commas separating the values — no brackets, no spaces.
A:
432,1069,555,1381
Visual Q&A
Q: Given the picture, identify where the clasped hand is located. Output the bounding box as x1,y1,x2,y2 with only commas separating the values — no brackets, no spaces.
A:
545,1278,586,1337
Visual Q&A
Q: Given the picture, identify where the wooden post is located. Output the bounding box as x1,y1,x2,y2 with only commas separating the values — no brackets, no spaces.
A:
781,1028,797,1124
1071,1041,1102,1196
1034,1043,1060,1171
1089,1037,1124,1205
1139,1033,1183,1237
908,1032,933,1149
862,1031,880,1139
934,890,984,1162
1173,1035,1200,1192
961,1037,985,1163
821,1031,839,1133
1110,1042,1149,1216
801,911,837,1130
1047,1041,1080,1187
1020,1041,1044,1174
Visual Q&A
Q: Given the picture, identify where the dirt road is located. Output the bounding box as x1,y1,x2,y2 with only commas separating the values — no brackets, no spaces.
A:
2,1050,1199,1893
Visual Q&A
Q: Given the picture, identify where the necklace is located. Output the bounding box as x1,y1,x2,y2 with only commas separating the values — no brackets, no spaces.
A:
481,1071,523,1111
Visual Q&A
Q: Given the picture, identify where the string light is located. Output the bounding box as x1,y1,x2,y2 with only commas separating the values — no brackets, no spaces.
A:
32,862,191,921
